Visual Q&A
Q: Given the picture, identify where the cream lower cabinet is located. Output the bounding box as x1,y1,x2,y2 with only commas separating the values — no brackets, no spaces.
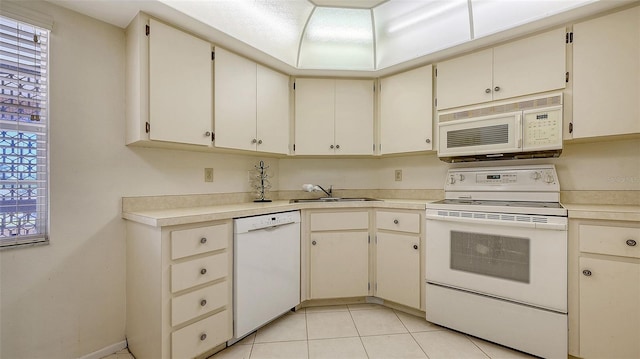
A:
305,210,370,299
126,220,233,359
569,219,640,359
374,210,424,310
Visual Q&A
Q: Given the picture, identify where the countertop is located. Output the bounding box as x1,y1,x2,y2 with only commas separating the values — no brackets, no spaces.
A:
122,199,433,227
563,203,640,222
122,197,640,227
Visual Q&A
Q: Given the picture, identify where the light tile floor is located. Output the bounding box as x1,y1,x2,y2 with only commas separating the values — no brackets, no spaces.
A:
104,304,537,359
209,303,538,359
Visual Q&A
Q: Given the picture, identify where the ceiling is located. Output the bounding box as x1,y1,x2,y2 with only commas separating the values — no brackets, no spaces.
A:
45,0,633,75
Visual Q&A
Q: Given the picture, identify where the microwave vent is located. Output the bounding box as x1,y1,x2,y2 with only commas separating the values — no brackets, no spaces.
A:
447,124,509,148
439,95,562,123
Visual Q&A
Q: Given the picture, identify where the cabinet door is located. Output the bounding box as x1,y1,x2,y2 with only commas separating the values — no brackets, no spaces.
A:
334,79,374,155
214,48,258,151
493,28,566,101
579,257,640,359
294,79,335,155
257,65,290,154
380,65,433,154
436,50,493,110
309,232,369,299
573,7,640,138
149,19,212,146
376,232,420,309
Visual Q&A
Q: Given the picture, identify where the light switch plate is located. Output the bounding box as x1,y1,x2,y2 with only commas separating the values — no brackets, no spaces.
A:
204,168,214,182
395,169,402,181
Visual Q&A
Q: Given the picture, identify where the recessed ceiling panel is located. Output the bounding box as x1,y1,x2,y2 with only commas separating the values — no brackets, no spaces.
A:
374,0,471,69
158,0,314,67
312,0,388,8
299,7,375,70
472,0,596,38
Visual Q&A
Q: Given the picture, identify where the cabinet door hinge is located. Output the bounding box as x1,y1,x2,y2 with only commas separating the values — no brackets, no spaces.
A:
435,67,438,77
145,25,150,36
368,235,370,243
211,132,215,141
293,82,296,90
565,72,570,83
212,51,215,61
569,122,574,134
293,144,296,151
566,32,573,44
145,122,150,133
368,282,370,291
434,97,438,108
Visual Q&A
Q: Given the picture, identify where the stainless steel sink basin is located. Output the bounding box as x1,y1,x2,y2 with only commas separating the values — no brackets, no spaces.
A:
289,197,382,203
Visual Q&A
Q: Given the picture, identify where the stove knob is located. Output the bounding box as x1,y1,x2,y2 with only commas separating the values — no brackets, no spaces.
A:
544,173,555,184
531,171,542,180
447,175,456,185
457,174,465,182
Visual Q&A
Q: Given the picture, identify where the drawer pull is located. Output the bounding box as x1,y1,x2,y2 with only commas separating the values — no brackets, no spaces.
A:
582,269,592,277
393,219,399,224
413,244,418,250
312,240,317,246
200,299,207,307
200,333,207,341
200,268,207,275
200,237,207,244
626,239,637,247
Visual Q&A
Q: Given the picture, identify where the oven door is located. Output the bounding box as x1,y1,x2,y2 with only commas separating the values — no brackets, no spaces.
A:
425,209,567,312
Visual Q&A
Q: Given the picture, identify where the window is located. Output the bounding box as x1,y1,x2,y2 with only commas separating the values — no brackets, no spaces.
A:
0,15,49,248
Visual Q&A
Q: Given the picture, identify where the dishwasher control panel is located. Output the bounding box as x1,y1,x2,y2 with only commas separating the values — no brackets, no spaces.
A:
234,211,301,233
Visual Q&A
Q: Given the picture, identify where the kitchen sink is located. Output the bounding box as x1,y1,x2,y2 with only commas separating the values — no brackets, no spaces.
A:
289,197,382,203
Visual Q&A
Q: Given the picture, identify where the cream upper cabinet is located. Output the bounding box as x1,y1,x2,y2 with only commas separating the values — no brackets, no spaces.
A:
437,28,567,110
294,78,374,155
214,48,290,154
572,6,640,139
305,211,370,299
569,219,640,359
379,65,433,154
126,14,213,146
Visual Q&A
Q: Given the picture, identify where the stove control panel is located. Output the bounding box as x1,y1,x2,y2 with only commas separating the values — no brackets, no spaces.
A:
444,165,559,193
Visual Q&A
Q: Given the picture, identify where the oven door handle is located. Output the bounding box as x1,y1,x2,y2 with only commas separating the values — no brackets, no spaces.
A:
425,213,567,230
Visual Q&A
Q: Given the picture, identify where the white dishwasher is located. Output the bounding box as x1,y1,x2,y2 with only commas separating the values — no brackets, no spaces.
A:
232,211,301,342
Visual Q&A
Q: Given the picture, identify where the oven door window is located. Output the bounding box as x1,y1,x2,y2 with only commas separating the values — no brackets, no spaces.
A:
450,230,530,283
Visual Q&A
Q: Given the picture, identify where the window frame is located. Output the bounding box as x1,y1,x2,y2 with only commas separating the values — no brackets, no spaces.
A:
0,13,50,249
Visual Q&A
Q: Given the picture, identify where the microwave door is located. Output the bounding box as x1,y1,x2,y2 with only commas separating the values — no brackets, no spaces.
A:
438,112,521,158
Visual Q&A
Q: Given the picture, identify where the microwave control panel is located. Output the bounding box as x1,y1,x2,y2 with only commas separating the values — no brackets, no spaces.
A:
522,106,562,150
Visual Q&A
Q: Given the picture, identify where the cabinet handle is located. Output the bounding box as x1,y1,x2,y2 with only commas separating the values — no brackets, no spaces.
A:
258,139,263,145
425,139,431,144
494,86,500,92
200,268,207,275
200,333,207,341
485,88,491,94
252,139,257,144
200,237,207,244
413,244,418,250
204,131,211,137
330,145,334,149
200,299,207,307
312,240,317,245
582,269,592,277
393,219,399,224
626,239,637,247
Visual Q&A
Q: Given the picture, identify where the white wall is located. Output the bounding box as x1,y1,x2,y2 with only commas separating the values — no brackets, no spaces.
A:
0,2,272,358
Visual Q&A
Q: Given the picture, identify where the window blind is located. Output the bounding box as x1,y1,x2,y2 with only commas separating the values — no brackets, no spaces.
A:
0,15,49,248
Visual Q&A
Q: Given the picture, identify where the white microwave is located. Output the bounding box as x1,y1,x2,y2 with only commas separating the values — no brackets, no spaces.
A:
438,96,563,162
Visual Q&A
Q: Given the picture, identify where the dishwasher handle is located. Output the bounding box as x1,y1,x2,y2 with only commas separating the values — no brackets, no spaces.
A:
247,221,297,232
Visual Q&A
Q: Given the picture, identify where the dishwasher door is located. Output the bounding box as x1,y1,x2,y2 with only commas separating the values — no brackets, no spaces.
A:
233,211,301,340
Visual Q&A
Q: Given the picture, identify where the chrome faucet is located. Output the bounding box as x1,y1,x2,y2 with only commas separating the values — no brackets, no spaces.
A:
302,184,333,197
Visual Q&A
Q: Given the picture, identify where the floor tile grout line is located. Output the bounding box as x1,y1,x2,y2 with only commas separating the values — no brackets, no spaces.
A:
393,309,432,359
465,334,492,359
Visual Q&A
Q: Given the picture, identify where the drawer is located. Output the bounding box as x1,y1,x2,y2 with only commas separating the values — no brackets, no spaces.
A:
172,253,228,293
171,223,230,260
310,211,368,231
376,211,421,234
580,224,640,258
172,310,230,359
172,281,228,327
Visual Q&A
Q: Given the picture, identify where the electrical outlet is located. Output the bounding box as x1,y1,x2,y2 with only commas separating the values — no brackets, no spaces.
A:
204,168,214,182
395,169,402,181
